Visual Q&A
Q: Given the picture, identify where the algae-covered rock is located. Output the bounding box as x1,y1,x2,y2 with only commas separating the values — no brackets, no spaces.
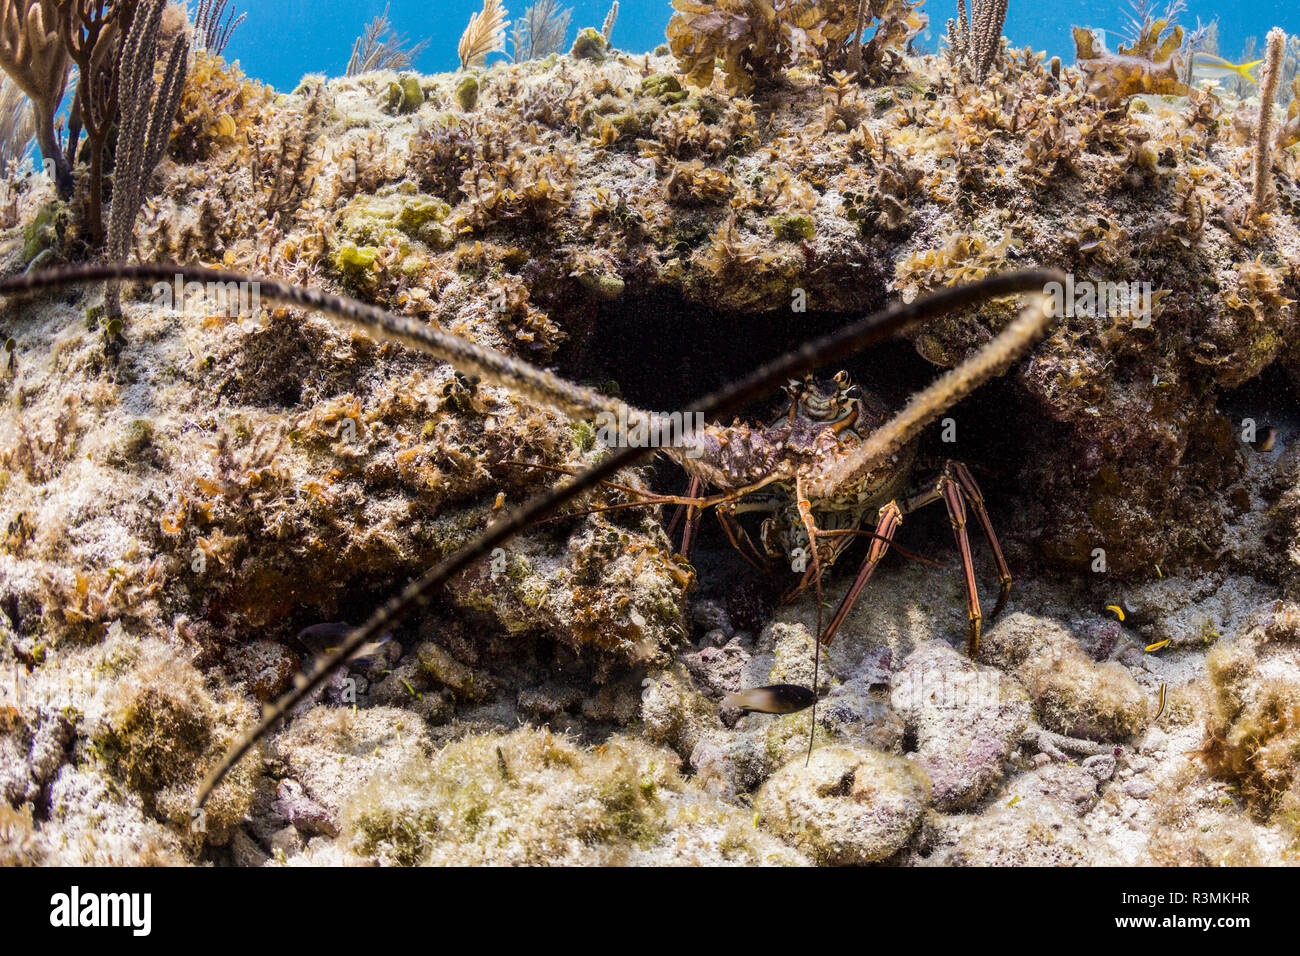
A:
980,613,1149,741
571,27,609,62
21,201,67,265
641,72,684,101
920,796,1098,866
384,75,424,114
769,213,815,241
342,727,806,865
755,746,929,864
892,643,1032,811
1199,606,1300,818
333,242,379,278
641,662,720,757
0,705,74,806
455,74,479,111
576,271,626,301
416,640,488,702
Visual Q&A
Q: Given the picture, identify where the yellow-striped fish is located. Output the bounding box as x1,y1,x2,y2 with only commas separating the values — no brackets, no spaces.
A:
1154,683,1168,722
1105,604,1126,623
1145,639,1171,653
1191,53,1263,87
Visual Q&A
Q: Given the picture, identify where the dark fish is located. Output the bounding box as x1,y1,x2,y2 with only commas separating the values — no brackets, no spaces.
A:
295,623,392,664
722,684,817,715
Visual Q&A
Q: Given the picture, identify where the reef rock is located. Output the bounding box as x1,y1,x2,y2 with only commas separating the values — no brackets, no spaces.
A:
755,746,929,864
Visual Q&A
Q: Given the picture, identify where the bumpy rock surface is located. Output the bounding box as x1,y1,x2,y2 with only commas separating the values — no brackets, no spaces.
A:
755,746,930,865
893,644,1031,810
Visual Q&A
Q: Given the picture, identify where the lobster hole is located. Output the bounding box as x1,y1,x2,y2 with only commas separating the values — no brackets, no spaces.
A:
562,286,1060,597
565,286,929,416
1218,362,1300,447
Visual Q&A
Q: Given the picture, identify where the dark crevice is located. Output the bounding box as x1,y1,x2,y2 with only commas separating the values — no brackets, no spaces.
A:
1218,362,1300,441
562,286,926,418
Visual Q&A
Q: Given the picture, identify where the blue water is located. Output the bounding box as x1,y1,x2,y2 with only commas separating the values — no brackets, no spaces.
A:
227,1,1300,92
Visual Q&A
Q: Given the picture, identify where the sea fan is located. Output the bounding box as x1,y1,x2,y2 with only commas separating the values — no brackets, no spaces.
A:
1119,0,1185,46
511,1,572,63
0,72,34,167
347,4,430,76
459,0,510,70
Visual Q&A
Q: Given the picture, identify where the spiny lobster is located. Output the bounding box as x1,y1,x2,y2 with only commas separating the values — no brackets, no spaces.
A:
0,262,1064,806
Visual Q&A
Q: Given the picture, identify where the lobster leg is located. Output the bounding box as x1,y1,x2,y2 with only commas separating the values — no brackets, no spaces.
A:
667,476,705,560
949,461,1013,622
794,477,826,645
665,476,701,539
820,501,904,647
716,504,774,573
938,472,984,657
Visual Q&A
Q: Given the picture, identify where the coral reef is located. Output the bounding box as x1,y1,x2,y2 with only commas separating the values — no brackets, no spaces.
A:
2,9,1300,866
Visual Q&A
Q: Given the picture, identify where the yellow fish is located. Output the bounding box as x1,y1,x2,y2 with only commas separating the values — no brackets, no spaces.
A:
1191,54,1263,86
1154,683,1168,722
1145,639,1171,653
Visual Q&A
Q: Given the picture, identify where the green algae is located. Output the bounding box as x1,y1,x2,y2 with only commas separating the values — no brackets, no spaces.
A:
384,75,425,114
769,213,816,241
455,74,480,111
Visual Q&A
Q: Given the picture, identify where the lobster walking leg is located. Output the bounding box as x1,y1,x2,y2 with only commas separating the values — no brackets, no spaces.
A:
667,476,704,559
794,477,827,642
939,472,984,656
716,504,773,572
949,461,1013,622
820,501,904,647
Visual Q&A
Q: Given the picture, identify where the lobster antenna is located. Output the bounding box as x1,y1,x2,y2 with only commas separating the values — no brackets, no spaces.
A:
809,293,1056,499
807,630,819,765
0,262,1062,805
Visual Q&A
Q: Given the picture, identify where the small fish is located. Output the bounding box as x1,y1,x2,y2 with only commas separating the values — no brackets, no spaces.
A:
1145,639,1171,653
295,623,392,664
1252,427,1279,453
722,684,816,715
1191,54,1263,87
1105,604,1126,623
1154,683,1168,722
